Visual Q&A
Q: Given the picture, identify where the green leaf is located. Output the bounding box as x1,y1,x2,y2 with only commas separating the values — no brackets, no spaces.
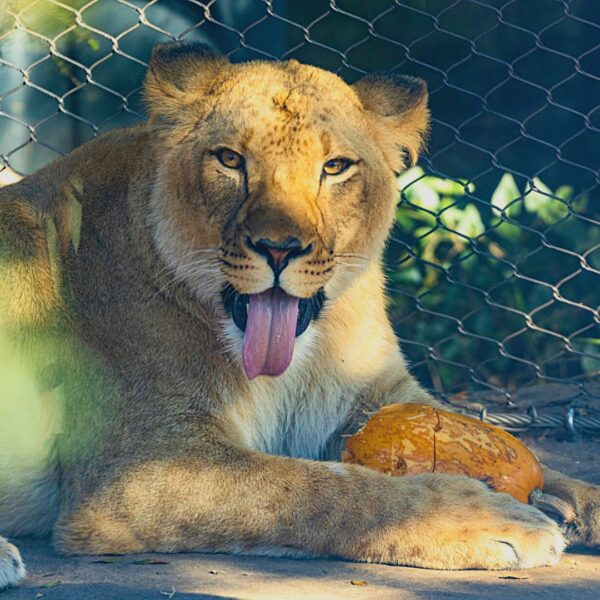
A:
403,179,440,210
491,173,520,211
441,204,485,237
414,226,439,238
422,176,467,196
555,185,574,201
524,177,552,212
389,266,423,286
524,178,568,223
396,166,424,191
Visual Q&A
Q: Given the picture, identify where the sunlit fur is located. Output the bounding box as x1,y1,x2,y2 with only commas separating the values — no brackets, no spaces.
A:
146,54,429,309
0,44,597,588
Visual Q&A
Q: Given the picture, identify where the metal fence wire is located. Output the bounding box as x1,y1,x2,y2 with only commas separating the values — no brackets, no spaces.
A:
0,0,599,435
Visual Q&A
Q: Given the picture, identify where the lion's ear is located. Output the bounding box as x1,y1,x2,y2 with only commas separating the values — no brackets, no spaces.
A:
144,42,229,125
353,74,430,172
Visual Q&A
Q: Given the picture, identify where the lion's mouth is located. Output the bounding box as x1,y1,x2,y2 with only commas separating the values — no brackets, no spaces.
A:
221,285,325,380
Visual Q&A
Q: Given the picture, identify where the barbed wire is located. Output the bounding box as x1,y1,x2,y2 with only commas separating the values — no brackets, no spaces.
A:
0,0,598,435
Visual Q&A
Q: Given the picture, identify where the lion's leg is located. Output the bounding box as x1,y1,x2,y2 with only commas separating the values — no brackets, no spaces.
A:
54,432,563,571
0,536,25,590
0,188,67,591
326,365,600,551
542,467,600,548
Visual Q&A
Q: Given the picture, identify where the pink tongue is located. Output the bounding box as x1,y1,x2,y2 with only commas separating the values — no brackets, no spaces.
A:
242,287,300,380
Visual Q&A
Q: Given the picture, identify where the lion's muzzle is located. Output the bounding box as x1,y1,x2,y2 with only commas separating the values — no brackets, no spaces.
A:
245,235,313,282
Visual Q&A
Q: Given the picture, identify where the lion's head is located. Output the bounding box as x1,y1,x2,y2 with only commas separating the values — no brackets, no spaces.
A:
144,42,429,379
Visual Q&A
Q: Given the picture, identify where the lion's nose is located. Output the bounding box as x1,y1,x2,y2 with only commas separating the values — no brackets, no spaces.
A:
246,236,313,276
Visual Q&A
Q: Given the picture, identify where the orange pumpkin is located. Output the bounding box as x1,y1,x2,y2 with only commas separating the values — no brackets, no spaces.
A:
341,403,544,503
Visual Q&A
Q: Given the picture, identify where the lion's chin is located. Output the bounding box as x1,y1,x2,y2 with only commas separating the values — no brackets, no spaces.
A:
221,285,325,379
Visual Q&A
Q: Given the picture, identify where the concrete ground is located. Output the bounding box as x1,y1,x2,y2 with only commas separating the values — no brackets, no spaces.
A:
4,436,600,600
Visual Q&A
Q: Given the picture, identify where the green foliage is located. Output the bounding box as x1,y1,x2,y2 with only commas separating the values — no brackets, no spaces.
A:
2,1,597,396
2,1,101,55
386,168,599,393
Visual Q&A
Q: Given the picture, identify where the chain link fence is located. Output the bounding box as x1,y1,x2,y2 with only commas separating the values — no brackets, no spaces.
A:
1,0,599,434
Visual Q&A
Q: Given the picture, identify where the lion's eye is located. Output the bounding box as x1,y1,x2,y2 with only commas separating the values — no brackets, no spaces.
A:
323,158,354,176
215,148,244,170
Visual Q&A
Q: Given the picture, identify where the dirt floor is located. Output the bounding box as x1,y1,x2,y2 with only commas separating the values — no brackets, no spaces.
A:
4,436,600,600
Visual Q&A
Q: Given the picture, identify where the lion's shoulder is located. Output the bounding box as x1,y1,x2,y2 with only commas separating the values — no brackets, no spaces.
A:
2,123,153,214
59,123,153,189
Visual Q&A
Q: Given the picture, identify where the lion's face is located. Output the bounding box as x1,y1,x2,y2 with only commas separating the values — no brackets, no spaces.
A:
146,43,429,379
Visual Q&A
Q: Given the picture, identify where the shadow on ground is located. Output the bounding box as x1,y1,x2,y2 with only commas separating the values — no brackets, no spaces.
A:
3,537,599,600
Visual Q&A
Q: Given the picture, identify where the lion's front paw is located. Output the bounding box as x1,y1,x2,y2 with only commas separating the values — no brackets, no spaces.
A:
542,468,600,548
0,537,25,591
564,482,600,547
459,490,565,570
389,476,566,570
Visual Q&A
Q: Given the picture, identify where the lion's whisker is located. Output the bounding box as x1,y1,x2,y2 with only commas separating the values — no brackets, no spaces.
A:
333,253,370,262
151,257,224,299
153,248,220,281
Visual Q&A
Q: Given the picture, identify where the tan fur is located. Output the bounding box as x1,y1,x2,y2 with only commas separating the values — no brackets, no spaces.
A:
0,539,24,590
0,43,598,588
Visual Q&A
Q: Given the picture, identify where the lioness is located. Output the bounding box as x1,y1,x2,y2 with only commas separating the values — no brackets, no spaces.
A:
1,42,599,589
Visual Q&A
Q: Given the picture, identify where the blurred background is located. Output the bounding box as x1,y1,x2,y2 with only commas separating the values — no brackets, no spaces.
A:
0,0,598,417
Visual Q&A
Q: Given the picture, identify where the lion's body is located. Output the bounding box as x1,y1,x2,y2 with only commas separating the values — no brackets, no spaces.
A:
0,121,423,535
0,44,598,588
